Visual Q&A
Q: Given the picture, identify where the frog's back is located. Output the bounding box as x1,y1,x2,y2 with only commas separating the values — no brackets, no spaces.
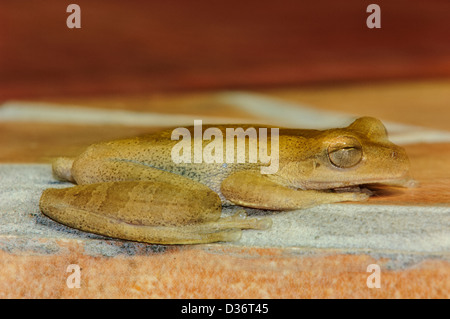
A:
67,124,313,198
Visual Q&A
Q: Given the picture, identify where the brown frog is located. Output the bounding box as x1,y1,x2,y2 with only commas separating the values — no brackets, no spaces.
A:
39,117,412,244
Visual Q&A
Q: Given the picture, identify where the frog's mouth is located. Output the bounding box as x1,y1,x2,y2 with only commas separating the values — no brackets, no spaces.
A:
304,174,417,192
330,175,417,193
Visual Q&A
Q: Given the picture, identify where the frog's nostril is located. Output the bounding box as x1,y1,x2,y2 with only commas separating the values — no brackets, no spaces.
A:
391,151,398,158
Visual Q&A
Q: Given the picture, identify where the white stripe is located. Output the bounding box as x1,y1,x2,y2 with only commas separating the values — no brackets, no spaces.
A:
0,101,252,127
2,94,450,145
218,92,450,145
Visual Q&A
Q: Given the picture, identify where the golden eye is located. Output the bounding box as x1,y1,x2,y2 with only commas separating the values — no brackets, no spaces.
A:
327,136,363,168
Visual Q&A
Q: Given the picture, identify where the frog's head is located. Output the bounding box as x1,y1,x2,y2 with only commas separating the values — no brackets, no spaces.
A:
277,117,414,190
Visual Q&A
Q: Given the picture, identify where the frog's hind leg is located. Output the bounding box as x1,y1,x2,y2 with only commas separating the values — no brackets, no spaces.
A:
40,200,270,245
40,181,271,245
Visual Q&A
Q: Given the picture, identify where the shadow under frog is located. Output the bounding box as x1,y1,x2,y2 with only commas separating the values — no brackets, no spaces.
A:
39,117,413,244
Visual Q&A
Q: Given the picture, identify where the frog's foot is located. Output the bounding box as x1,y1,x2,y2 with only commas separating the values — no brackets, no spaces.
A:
171,210,272,244
199,210,272,232
333,185,373,196
333,191,370,202
331,186,371,201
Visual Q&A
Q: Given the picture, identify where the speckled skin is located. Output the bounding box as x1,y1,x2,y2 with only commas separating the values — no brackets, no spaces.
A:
39,117,412,244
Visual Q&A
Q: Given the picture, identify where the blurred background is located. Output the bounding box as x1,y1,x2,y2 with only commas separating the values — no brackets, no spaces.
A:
1,0,450,100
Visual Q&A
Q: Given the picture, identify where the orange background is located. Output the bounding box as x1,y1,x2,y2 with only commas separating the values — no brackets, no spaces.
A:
1,0,450,99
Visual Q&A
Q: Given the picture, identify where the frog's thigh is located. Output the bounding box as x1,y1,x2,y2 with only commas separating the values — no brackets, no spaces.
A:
221,171,369,210
71,157,189,186
40,181,270,244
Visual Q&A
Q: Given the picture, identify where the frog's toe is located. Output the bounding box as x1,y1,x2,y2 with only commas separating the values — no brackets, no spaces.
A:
218,211,272,230
208,229,242,242
335,191,370,202
351,192,370,201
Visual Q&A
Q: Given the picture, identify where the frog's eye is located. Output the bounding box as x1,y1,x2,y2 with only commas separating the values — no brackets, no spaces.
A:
327,136,363,168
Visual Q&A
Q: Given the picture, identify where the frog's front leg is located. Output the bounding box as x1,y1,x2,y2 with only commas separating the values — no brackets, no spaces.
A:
39,180,270,245
221,171,369,210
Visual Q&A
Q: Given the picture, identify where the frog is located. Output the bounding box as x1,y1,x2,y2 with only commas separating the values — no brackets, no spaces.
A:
39,117,413,244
